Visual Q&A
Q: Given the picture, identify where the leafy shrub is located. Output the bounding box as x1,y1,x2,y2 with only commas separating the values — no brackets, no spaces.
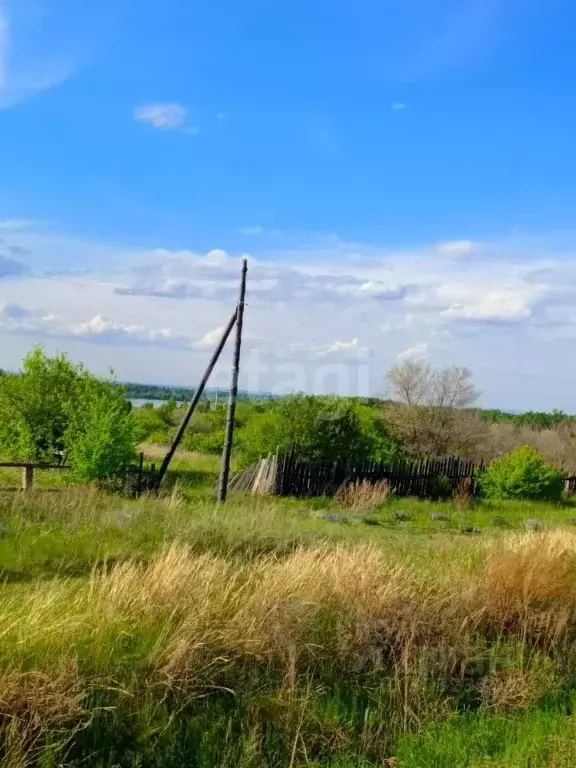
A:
183,427,226,455
478,445,564,502
66,378,136,481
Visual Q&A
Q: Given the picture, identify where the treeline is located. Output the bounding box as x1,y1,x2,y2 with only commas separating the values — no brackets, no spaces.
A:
479,409,574,430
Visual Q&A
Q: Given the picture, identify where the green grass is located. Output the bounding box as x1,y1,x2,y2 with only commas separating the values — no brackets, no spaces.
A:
1,451,576,765
395,699,576,767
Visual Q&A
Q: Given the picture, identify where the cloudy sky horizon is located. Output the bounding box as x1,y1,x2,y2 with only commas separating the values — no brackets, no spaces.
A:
1,0,576,411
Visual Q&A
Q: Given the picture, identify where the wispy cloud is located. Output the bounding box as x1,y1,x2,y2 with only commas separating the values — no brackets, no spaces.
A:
286,338,371,362
0,7,73,109
192,325,227,350
134,102,198,133
238,225,265,236
391,102,406,111
216,112,228,121
434,240,480,258
0,7,7,90
397,342,429,362
0,254,28,278
0,219,39,231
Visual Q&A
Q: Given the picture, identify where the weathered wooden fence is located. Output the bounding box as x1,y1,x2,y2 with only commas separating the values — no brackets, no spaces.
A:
277,456,486,498
230,455,488,499
231,454,576,500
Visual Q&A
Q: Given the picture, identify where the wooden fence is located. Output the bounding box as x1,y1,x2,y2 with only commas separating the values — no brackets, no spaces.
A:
230,455,488,499
0,461,71,490
276,456,488,498
230,454,576,500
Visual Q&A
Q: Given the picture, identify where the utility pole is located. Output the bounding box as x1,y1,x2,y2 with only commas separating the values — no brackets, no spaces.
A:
217,259,248,502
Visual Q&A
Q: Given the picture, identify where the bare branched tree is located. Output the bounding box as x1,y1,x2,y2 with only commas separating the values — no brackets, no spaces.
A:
384,362,483,457
387,362,478,409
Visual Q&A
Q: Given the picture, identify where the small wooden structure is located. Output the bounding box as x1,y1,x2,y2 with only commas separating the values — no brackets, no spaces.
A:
0,462,71,490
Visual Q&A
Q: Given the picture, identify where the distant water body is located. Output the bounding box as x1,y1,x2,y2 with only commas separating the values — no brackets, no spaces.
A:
129,398,186,408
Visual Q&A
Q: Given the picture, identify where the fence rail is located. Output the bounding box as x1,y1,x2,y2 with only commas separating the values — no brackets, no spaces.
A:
0,461,71,490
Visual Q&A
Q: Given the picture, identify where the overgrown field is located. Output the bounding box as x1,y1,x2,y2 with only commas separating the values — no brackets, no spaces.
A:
2,455,576,767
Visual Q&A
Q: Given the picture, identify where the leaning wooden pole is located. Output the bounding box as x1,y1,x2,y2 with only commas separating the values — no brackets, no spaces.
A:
154,309,238,490
217,258,248,502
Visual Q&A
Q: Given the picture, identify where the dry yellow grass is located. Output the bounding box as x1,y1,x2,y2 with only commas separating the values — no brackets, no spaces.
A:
4,529,576,762
6,530,576,674
334,478,391,510
483,530,576,645
454,476,473,511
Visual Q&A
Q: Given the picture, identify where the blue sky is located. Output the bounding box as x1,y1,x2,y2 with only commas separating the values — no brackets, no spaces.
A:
1,0,576,409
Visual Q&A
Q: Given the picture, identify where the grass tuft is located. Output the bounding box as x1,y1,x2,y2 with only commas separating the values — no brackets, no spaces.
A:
335,479,391,510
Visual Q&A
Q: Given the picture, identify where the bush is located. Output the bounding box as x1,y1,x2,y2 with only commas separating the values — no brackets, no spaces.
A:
66,379,136,481
478,445,564,502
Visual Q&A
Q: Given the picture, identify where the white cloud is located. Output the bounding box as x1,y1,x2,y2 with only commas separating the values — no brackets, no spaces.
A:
0,8,73,109
438,283,543,323
113,249,410,306
134,102,192,131
396,342,429,362
391,102,406,111
217,112,228,121
193,325,227,350
357,281,408,300
73,314,192,348
0,304,195,350
286,338,371,361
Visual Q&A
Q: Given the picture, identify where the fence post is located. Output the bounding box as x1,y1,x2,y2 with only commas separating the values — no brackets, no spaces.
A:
136,452,144,498
22,465,34,491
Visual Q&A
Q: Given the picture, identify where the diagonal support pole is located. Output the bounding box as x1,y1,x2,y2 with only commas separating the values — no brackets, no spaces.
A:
154,309,238,490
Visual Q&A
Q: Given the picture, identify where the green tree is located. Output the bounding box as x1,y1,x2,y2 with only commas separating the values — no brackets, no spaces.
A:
478,445,564,502
236,395,402,466
0,346,136,480
0,346,80,460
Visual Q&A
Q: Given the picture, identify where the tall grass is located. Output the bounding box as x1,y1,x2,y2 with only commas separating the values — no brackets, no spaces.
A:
2,492,576,766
